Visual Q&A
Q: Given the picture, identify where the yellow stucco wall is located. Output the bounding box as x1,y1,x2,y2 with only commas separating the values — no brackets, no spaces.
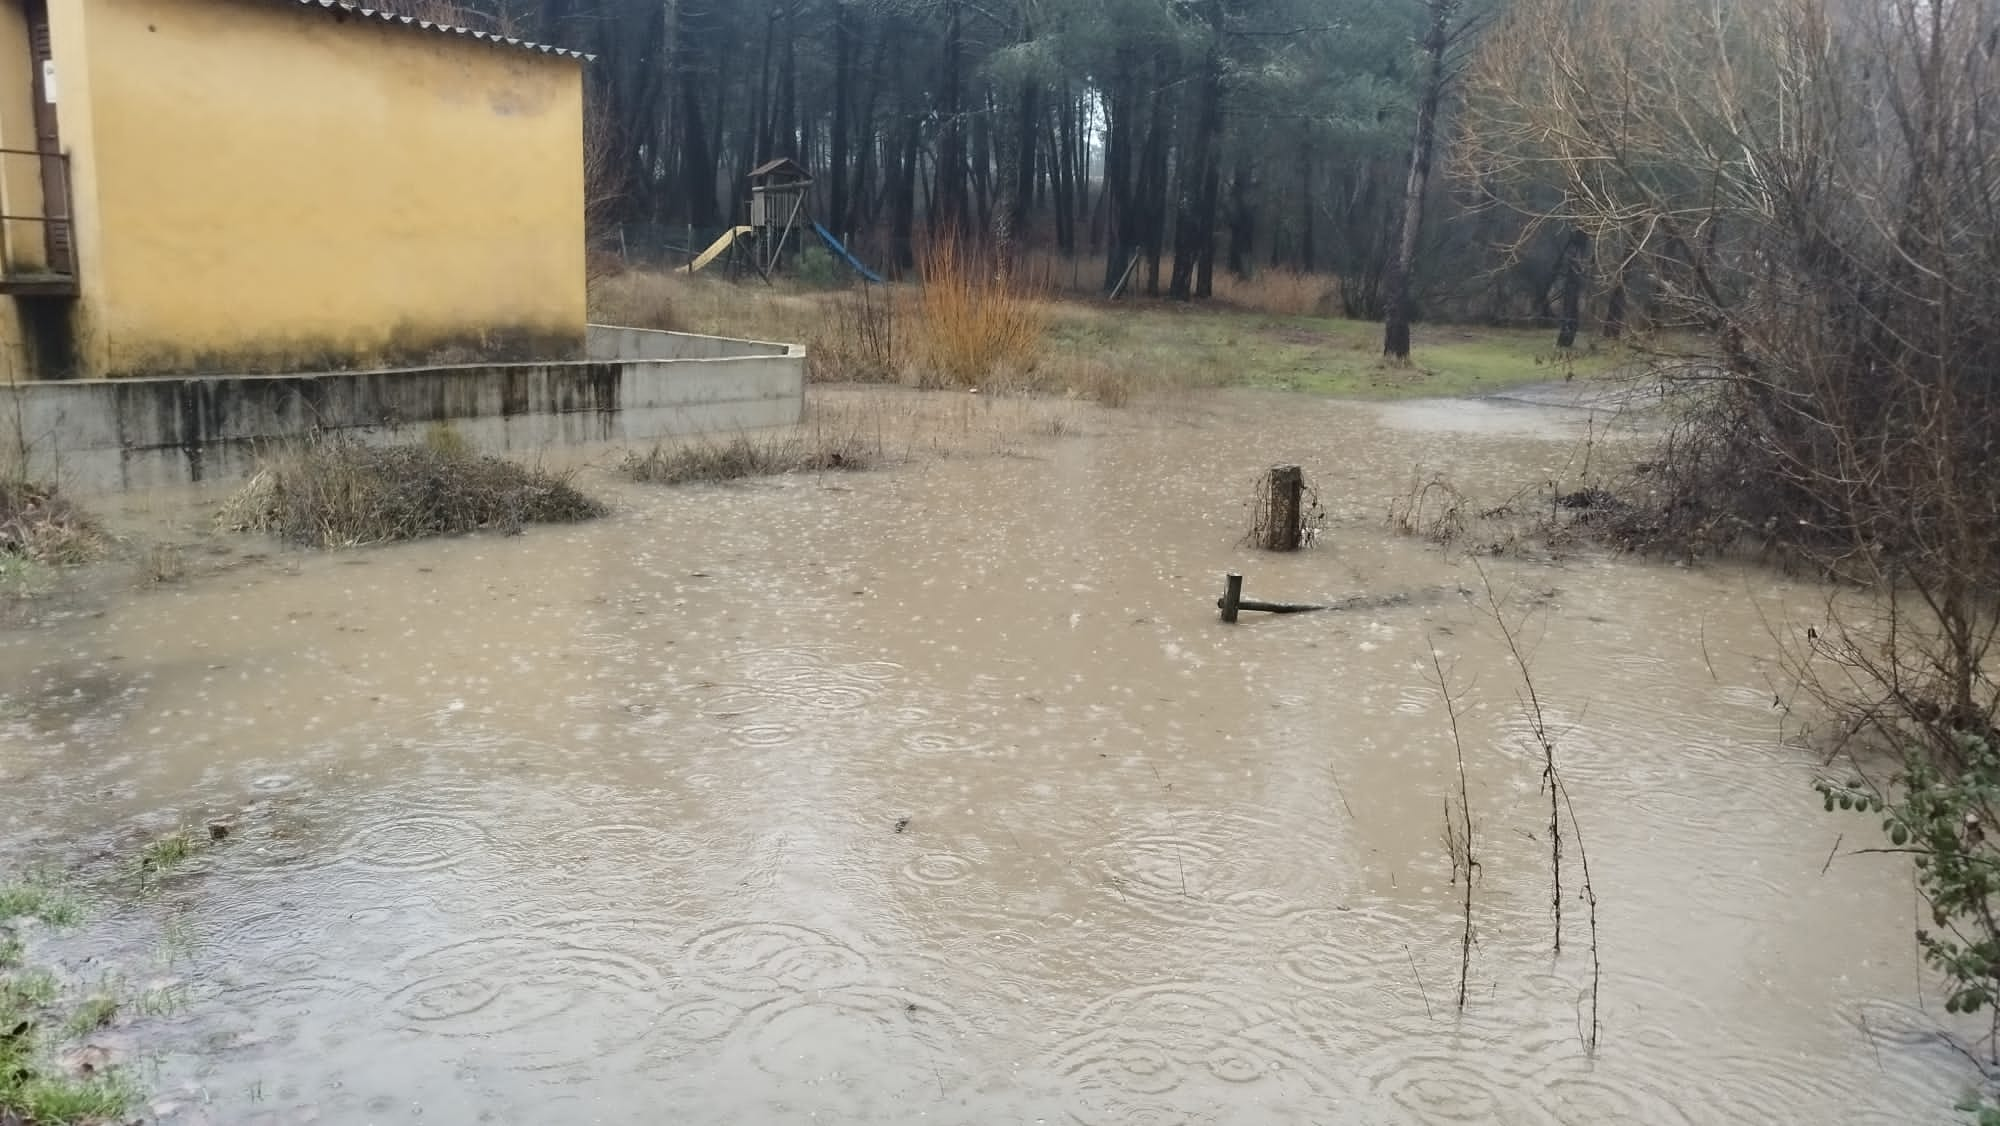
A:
0,1,44,277
75,0,585,376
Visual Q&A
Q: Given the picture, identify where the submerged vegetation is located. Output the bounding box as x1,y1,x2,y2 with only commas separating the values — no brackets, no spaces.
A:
220,437,604,547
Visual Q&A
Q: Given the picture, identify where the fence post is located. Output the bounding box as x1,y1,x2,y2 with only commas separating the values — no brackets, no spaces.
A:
1264,464,1304,551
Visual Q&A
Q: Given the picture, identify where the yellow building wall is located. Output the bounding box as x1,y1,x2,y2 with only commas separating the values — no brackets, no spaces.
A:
79,0,585,376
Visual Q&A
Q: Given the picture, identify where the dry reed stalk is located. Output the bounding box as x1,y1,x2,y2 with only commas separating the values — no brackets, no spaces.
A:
1426,639,1479,1010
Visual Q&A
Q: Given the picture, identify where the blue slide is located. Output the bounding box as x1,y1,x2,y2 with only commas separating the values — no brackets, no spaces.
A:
811,221,886,284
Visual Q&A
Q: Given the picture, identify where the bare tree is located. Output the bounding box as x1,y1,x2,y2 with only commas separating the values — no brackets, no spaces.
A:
1381,0,1458,362
1460,0,2000,1057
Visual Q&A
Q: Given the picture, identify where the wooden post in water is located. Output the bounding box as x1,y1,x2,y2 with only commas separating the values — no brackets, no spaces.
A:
1220,573,1244,623
1264,464,1304,551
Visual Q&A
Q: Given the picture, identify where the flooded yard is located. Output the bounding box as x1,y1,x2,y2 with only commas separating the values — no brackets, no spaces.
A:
0,386,1977,1123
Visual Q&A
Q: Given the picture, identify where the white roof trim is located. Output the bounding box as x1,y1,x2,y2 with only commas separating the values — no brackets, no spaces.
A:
287,1,593,61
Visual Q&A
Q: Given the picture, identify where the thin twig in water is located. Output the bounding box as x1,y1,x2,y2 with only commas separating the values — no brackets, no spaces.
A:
1554,766,1602,1053
1474,560,1562,951
1821,833,1844,876
1856,1009,1886,1073
1405,944,1434,1019
1329,762,1356,820
1426,639,1478,1010
1476,561,1601,1052
1699,613,1719,683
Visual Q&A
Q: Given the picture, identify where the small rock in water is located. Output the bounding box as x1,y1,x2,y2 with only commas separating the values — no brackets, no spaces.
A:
893,817,911,833
207,822,230,842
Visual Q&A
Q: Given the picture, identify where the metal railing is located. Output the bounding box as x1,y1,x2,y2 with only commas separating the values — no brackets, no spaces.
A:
0,146,74,286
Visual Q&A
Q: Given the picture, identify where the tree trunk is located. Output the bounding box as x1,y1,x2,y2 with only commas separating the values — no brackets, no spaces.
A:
1102,59,1136,292
1052,91,1076,254
754,4,775,161
828,0,852,235
1007,67,1038,251
1138,52,1172,297
892,104,920,270
1227,150,1254,277
1382,0,1454,361
674,0,719,229
972,90,994,235
1170,7,1223,300
850,15,890,234
1602,261,1629,340
1556,227,1588,349
1298,144,1316,273
775,8,797,158
935,0,967,234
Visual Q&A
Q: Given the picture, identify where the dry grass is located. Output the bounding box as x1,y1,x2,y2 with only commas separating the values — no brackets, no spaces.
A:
220,437,604,547
0,479,104,566
1211,268,1338,318
589,259,1605,409
910,239,1048,388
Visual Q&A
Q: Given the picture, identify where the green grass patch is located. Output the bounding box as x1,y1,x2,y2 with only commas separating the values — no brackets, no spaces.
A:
0,968,137,1124
3,1069,136,1125
1042,303,1625,399
0,880,81,927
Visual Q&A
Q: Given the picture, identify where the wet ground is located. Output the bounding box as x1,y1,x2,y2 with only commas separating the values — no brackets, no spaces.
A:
0,384,1982,1123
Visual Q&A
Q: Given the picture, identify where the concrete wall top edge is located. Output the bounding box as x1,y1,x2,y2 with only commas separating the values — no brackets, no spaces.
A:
5,350,802,388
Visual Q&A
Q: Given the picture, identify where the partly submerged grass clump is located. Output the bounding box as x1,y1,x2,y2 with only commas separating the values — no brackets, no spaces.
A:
624,429,876,485
221,437,605,547
0,873,136,1125
0,972,137,1124
0,880,81,928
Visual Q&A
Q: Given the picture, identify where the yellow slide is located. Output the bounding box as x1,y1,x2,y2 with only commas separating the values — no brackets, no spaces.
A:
684,226,756,273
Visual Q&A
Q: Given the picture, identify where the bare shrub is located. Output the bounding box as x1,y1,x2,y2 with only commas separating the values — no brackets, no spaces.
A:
1387,472,1469,545
220,438,602,547
0,480,103,565
808,287,902,383
911,237,1047,387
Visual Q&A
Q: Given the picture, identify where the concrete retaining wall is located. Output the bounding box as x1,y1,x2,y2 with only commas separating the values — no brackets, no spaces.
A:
2,329,806,490
585,324,791,361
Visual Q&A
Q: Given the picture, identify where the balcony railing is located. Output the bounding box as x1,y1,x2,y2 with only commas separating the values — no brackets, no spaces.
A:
0,146,74,296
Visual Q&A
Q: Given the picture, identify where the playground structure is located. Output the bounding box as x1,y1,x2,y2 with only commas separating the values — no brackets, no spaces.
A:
684,158,884,284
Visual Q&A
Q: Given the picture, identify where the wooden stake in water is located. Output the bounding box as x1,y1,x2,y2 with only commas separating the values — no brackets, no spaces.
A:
1217,573,1327,622
1220,573,1244,623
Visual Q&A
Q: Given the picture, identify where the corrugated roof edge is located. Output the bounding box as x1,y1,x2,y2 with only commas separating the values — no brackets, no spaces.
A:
288,0,594,61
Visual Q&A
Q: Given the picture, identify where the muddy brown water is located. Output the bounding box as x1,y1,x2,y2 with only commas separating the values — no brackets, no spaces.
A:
0,386,1981,1123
